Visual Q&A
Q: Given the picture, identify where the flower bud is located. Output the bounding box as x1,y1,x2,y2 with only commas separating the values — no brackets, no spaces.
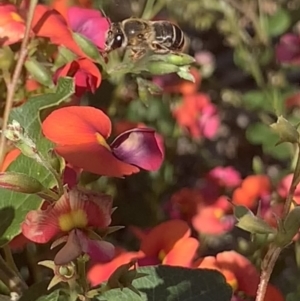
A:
0,172,44,193
0,46,14,71
234,205,277,235
53,46,77,70
4,120,40,162
72,32,102,62
270,116,300,144
38,260,76,290
177,66,195,82
164,53,195,66
24,58,54,88
146,61,179,75
274,206,300,247
47,149,62,173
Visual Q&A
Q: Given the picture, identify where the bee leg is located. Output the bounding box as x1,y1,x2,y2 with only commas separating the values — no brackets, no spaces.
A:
150,42,170,54
130,48,147,61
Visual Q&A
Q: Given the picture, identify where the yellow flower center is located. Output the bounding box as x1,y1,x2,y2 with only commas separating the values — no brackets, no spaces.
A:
158,250,166,262
58,209,88,232
227,277,238,292
10,12,23,23
214,208,224,219
95,133,111,151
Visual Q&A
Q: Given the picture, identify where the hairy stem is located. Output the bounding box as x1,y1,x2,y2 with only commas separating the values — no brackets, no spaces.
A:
2,246,20,277
255,142,300,301
0,0,38,165
0,255,27,295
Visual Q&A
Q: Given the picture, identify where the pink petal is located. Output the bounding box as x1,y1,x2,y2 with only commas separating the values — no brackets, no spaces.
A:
54,230,82,265
276,34,300,64
76,230,115,262
68,187,113,228
21,204,61,243
67,7,109,49
208,166,241,188
111,128,164,171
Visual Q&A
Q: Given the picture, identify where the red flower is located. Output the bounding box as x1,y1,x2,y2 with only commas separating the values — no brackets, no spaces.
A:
88,249,142,286
277,173,300,204
137,220,199,267
67,7,109,50
22,187,115,265
0,148,21,172
54,58,101,97
207,166,242,188
195,251,284,301
42,106,164,177
0,4,25,46
167,187,233,235
154,68,201,95
173,93,220,139
276,34,300,65
87,220,199,285
232,175,271,209
32,5,85,57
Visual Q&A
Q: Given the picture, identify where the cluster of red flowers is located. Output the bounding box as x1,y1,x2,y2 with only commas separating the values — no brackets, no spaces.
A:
1,1,295,300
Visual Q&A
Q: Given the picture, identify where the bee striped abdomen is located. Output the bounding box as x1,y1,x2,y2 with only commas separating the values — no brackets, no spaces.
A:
152,21,184,51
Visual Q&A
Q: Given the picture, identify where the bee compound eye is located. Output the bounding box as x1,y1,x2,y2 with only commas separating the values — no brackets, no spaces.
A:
112,34,124,48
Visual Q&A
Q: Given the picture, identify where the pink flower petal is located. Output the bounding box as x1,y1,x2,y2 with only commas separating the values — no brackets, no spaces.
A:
22,204,61,243
111,128,164,171
276,34,300,64
54,229,82,265
76,230,115,262
208,166,241,188
68,188,113,228
67,7,109,49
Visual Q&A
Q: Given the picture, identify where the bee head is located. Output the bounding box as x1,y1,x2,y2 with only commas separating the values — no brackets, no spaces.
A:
105,23,126,51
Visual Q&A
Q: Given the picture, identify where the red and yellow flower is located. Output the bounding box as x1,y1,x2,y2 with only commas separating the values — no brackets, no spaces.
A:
22,187,115,265
42,106,164,177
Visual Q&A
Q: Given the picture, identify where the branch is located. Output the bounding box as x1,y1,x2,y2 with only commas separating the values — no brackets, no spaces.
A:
0,0,38,165
0,255,27,295
255,143,300,301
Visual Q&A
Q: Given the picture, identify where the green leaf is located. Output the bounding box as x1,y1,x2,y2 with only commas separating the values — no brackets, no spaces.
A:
242,90,273,112
18,281,60,301
99,265,232,301
265,8,291,37
0,77,74,245
246,122,291,160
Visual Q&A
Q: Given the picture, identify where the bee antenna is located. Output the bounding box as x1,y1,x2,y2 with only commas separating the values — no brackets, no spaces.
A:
99,7,107,18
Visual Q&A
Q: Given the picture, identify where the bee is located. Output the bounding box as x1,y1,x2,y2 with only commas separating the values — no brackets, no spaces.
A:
104,18,185,60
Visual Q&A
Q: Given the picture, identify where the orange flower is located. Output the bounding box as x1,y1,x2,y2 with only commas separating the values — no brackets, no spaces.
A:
138,220,199,267
232,175,271,208
54,58,101,97
195,251,284,301
173,93,220,139
0,4,25,46
0,148,21,172
32,5,85,58
154,68,201,95
168,187,233,235
42,106,164,177
87,220,199,286
88,249,142,286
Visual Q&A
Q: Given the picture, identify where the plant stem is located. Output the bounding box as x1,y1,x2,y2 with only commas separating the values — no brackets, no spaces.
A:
255,142,300,301
2,246,20,277
0,255,27,295
141,0,156,19
77,256,88,296
0,0,38,166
